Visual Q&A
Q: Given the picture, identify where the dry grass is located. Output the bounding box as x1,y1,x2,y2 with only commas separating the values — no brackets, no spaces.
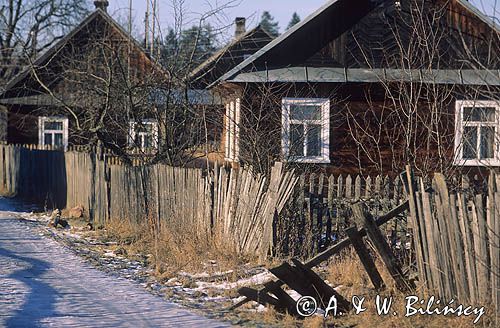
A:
95,217,254,280
87,218,499,327
324,251,498,328
239,250,498,327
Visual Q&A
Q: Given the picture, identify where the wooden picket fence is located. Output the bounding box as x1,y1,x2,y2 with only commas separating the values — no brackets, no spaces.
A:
407,171,500,313
276,172,408,258
0,144,298,259
0,144,412,258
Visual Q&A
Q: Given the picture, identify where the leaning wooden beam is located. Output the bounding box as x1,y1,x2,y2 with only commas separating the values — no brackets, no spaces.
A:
307,200,409,268
345,226,385,290
292,259,351,312
230,200,410,310
352,203,414,292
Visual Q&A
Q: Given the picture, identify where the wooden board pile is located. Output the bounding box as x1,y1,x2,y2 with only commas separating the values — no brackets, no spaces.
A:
233,198,414,316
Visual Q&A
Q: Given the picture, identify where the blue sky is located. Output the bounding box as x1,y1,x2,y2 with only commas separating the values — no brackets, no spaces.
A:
107,0,499,41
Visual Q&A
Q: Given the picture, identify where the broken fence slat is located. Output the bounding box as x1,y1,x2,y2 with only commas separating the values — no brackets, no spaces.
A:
231,200,410,310
291,259,351,312
263,281,298,314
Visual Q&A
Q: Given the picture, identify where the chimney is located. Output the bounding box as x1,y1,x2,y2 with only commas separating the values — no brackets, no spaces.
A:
94,0,109,11
235,17,246,38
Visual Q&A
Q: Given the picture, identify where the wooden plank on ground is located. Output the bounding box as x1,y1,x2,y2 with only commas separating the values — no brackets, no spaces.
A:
263,281,297,314
291,259,351,312
238,287,280,307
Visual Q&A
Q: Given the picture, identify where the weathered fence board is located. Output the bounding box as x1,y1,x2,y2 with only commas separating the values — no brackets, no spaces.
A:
0,144,299,259
408,172,500,313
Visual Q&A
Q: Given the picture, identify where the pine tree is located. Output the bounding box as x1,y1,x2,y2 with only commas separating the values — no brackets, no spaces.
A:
287,12,301,30
260,11,280,37
160,24,217,72
180,24,217,65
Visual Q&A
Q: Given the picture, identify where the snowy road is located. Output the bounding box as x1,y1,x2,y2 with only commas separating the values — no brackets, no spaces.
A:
0,208,230,328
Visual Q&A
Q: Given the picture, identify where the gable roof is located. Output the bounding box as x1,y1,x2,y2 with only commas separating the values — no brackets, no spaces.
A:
457,0,500,33
211,0,382,87
213,0,499,87
188,25,274,88
1,8,155,97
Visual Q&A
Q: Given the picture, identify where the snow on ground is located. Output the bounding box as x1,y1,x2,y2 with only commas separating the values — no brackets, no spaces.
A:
0,201,232,327
0,197,290,326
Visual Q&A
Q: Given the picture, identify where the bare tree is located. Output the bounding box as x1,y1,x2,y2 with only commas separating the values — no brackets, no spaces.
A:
0,0,89,87
18,0,241,166
345,0,500,177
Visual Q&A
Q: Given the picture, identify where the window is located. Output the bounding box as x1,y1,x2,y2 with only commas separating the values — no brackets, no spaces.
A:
129,119,158,152
225,98,240,162
455,100,500,166
38,117,69,150
282,98,330,163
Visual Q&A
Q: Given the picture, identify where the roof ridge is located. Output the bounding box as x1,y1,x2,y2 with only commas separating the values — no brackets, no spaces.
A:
188,25,273,82
210,0,499,89
1,9,154,95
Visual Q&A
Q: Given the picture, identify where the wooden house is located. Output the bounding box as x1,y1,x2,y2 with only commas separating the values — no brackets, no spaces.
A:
187,18,274,156
0,0,163,155
212,0,500,176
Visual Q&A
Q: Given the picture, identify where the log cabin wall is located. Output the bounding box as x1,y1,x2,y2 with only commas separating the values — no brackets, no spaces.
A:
224,81,498,177
1,10,163,151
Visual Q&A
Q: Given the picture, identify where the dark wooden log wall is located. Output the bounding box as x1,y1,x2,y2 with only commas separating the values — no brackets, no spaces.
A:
234,82,463,176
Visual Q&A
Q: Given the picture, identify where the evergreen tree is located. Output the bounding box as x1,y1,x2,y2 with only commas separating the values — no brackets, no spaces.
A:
180,24,217,64
260,11,280,37
160,24,217,73
287,12,301,30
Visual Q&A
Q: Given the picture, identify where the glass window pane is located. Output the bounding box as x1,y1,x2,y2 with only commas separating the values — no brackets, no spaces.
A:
144,135,152,149
290,124,304,157
44,121,63,130
290,105,321,121
463,107,496,122
306,124,322,157
44,133,52,146
480,126,495,159
135,134,144,147
54,133,63,148
136,123,153,133
463,126,478,159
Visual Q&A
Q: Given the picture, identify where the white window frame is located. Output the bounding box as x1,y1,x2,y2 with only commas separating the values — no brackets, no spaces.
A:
282,98,330,163
128,119,159,152
225,98,241,162
38,116,69,151
454,100,500,166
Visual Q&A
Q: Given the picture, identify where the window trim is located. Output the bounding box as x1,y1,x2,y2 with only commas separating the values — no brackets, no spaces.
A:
454,100,500,166
282,98,330,164
38,116,69,151
225,98,241,162
128,119,159,152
